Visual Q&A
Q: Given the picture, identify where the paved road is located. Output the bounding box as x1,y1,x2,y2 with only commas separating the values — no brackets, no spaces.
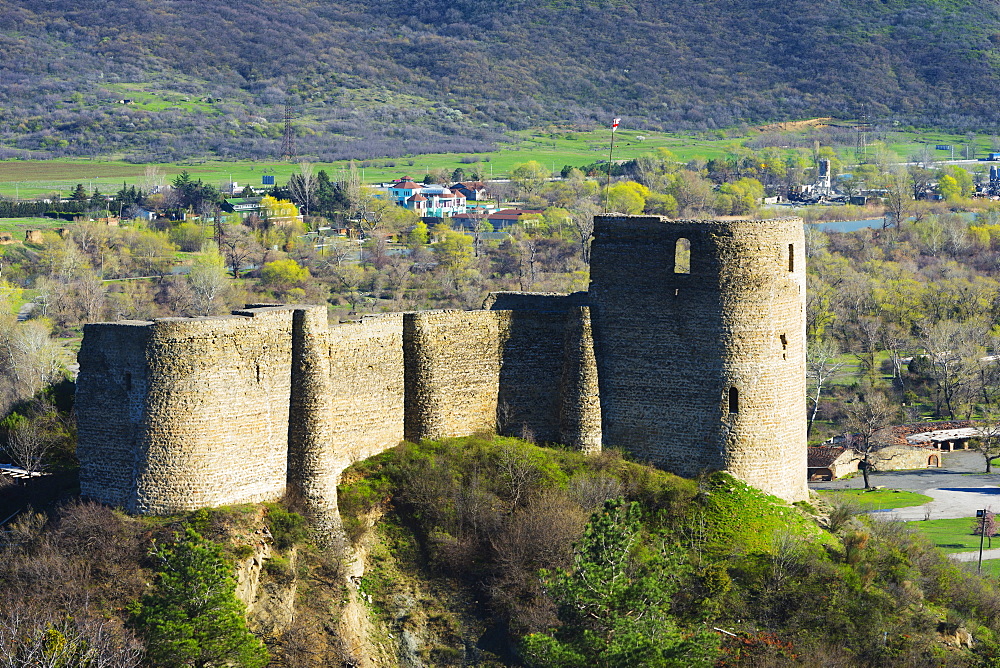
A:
950,548,1000,562
812,450,997,494
812,451,1000,521
812,451,1000,561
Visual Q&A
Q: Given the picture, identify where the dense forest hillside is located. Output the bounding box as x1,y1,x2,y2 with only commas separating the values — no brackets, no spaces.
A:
1,0,999,160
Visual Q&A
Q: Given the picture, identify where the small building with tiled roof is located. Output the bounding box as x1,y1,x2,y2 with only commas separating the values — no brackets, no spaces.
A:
807,446,857,481
889,421,979,451
453,208,544,230
451,181,488,200
407,193,429,214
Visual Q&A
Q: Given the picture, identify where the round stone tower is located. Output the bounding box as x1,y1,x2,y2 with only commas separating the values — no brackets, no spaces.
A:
587,215,807,502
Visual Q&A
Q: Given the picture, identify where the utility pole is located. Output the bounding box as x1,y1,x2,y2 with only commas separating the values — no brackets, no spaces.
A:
604,118,620,214
979,508,988,574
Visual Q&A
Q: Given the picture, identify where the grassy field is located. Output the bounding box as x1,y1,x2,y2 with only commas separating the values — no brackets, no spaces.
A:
0,217,71,235
0,127,740,199
817,488,933,510
101,83,222,116
1,121,997,200
977,559,1000,577
911,517,993,553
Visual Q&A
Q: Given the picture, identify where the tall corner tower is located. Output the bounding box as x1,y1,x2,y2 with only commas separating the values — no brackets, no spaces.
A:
587,215,807,501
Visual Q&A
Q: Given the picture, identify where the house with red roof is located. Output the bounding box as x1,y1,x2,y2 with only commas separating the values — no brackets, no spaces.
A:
387,177,468,218
450,181,489,200
452,208,544,231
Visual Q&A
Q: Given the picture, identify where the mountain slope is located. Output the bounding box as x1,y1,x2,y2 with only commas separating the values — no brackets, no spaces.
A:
1,0,998,160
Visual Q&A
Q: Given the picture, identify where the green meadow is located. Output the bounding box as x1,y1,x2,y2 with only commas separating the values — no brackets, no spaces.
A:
817,488,933,510
0,123,996,200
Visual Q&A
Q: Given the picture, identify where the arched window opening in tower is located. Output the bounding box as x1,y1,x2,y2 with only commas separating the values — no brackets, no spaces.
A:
125,373,132,392
674,237,690,274
728,387,739,414
788,243,794,272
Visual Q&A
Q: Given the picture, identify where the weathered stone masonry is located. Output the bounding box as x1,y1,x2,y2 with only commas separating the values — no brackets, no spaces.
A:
76,215,808,523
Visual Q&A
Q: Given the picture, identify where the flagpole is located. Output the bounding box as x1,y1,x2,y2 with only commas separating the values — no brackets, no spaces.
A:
604,118,619,214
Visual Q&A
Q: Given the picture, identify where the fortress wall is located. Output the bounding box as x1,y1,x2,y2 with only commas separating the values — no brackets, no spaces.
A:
76,321,154,508
588,215,806,501
133,307,297,513
496,309,566,441
403,310,502,441
286,310,405,539
323,313,405,465
485,292,592,444
588,216,726,473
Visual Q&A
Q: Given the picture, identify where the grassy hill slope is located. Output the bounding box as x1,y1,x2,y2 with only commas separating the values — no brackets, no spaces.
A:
1,0,999,160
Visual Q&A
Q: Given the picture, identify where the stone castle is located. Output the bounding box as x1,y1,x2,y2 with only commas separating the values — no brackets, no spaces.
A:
76,215,808,528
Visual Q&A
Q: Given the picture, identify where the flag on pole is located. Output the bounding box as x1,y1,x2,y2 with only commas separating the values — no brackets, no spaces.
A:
611,118,620,130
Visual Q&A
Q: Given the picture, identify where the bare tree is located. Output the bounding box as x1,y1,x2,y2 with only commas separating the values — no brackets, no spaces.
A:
496,441,542,511
187,248,230,316
844,391,900,489
570,201,599,264
288,162,317,218
318,237,353,269
4,419,51,477
342,161,363,221
329,264,368,313
908,165,934,199
0,608,143,668
216,224,263,279
362,229,391,270
513,230,540,290
881,323,912,393
881,167,911,228
0,320,62,409
919,320,982,419
807,340,847,436
973,413,1000,473
138,165,165,195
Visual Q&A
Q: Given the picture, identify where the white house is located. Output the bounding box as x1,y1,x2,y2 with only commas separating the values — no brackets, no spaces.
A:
388,177,467,218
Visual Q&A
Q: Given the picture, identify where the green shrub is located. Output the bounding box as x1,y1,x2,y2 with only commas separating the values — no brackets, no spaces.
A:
794,500,818,515
265,506,308,550
264,555,293,583
231,544,254,560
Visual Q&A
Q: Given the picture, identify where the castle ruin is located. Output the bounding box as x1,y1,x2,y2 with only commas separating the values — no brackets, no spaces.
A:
76,215,808,528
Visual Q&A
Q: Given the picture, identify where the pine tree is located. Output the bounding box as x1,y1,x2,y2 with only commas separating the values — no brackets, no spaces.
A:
522,500,718,667
71,183,88,202
133,527,268,668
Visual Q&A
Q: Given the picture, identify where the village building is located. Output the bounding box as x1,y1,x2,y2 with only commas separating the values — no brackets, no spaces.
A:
452,208,544,230
222,197,264,219
809,420,978,480
450,181,488,200
387,177,468,218
807,446,857,481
